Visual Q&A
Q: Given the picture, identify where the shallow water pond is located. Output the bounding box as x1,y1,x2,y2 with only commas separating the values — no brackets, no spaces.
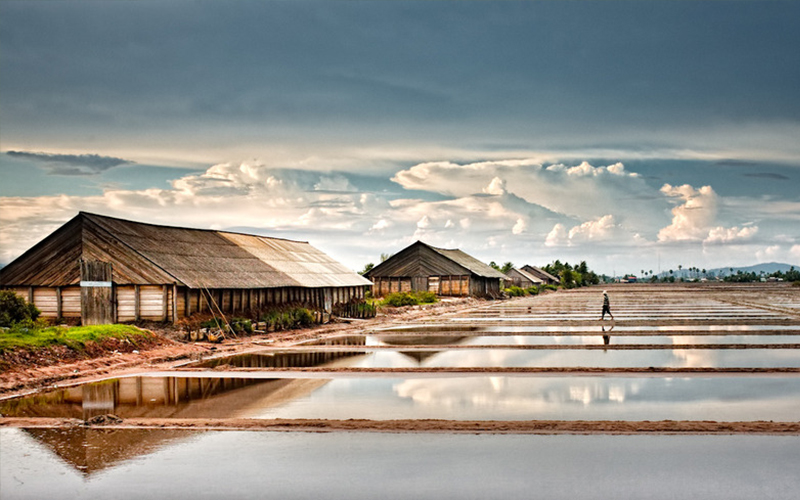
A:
3,429,798,500
251,375,800,421
372,334,800,346
197,347,800,370
3,374,798,422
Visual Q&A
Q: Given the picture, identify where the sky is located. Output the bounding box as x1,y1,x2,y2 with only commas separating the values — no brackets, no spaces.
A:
1,0,799,276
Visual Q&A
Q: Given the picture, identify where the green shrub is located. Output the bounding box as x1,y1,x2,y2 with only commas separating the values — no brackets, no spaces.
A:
525,286,540,295
200,318,225,330
261,306,316,331
198,317,253,335
383,292,419,307
504,286,526,297
381,291,438,307
230,317,254,334
291,308,315,327
414,291,437,304
357,301,377,316
0,290,40,328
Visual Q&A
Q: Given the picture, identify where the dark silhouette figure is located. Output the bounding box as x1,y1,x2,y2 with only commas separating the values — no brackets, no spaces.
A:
601,290,614,320
601,324,613,345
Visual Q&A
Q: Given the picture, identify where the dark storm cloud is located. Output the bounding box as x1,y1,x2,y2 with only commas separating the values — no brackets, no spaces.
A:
743,172,790,181
1,1,798,149
5,151,134,176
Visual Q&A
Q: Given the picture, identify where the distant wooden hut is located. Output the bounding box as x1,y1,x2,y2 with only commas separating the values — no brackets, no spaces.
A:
365,241,506,298
504,267,544,289
520,265,561,285
0,212,371,325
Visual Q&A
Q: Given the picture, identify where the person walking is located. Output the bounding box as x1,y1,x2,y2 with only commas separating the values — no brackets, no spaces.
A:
601,290,614,320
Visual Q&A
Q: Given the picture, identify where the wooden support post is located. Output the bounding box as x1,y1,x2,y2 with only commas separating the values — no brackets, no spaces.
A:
134,285,141,321
28,286,34,304
184,287,190,317
172,284,178,323
162,285,169,322
55,287,62,320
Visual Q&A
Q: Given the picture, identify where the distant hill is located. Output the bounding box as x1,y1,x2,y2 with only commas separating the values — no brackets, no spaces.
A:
717,262,797,275
657,262,797,279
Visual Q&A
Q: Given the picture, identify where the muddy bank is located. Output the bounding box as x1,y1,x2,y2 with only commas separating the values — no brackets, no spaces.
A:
3,416,799,435
0,298,480,397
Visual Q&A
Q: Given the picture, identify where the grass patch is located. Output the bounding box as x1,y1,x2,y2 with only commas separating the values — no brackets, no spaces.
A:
0,324,152,353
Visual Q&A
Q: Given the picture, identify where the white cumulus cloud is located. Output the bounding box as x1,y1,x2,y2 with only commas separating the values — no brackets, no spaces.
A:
704,225,759,245
657,184,719,242
545,215,623,247
483,177,507,195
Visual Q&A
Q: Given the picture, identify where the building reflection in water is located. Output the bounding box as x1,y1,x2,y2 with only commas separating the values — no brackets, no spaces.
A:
22,427,199,476
197,348,367,369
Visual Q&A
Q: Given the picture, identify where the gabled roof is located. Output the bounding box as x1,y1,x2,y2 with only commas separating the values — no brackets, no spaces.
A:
365,241,507,280
0,212,371,289
425,244,507,279
520,264,560,284
506,267,544,284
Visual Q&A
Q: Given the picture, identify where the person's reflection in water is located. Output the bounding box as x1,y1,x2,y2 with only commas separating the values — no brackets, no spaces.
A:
601,324,614,349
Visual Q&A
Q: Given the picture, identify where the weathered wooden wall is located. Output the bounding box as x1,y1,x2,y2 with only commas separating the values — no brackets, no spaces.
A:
8,284,368,324
371,275,471,297
80,259,114,325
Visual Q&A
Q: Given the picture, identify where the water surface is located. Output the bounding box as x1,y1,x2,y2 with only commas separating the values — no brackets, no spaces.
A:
2,429,798,500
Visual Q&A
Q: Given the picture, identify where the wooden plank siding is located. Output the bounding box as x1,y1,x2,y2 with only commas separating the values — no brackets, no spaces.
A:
60,287,81,318
8,284,367,323
117,286,137,322
33,287,59,317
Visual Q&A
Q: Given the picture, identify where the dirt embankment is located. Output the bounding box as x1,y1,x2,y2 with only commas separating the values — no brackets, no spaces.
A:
3,416,799,435
0,298,480,397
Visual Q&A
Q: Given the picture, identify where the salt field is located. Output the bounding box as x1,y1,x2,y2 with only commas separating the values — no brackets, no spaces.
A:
2,283,800,499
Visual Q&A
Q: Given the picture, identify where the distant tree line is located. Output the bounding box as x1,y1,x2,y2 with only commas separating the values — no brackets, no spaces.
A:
542,260,601,289
722,267,800,283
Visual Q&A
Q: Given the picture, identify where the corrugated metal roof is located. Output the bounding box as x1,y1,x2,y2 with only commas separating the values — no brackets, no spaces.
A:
83,213,371,288
426,244,508,279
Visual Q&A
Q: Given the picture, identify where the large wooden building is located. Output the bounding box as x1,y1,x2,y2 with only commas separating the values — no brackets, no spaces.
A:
0,212,371,325
365,241,506,298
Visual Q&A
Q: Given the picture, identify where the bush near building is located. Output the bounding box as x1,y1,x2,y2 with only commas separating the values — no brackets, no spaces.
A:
381,291,438,307
0,290,40,328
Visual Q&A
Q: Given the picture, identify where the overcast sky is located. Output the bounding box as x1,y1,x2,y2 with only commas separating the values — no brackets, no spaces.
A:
1,1,799,275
